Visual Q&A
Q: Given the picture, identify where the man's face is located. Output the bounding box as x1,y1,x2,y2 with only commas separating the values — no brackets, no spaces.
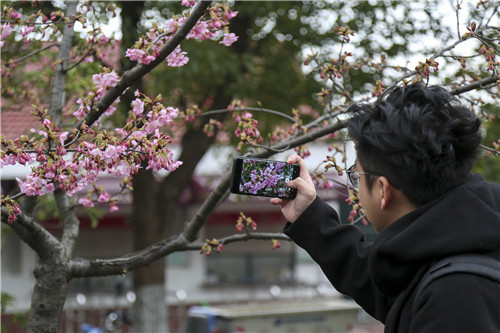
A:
356,160,391,232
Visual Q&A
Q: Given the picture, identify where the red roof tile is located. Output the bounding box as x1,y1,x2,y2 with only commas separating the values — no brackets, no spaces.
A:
1,108,43,140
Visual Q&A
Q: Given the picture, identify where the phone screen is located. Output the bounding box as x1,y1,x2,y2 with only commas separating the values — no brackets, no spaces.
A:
230,157,299,199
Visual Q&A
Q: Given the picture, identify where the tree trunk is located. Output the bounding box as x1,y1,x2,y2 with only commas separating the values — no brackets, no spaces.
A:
28,262,68,333
133,283,168,332
131,166,167,330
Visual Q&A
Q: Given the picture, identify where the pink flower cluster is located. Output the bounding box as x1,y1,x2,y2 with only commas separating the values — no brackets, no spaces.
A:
74,70,121,121
200,238,223,256
1,197,20,224
125,2,238,66
233,112,263,151
235,212,257,233
0,8,22,47
2,94,183,215
1,23,13,48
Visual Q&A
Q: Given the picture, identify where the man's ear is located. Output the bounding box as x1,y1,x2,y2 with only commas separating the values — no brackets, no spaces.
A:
378,177,394,210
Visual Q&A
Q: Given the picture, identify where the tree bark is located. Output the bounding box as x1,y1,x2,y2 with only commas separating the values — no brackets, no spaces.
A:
131,166,168,330
28,263,69,333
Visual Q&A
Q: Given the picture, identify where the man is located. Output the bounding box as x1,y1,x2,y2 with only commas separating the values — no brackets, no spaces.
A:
271,83,500,332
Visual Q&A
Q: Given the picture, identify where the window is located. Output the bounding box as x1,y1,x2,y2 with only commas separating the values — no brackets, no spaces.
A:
206,253,294,285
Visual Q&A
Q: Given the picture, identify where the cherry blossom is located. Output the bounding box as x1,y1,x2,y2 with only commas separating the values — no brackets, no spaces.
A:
219,32,238,46
1,1,239,221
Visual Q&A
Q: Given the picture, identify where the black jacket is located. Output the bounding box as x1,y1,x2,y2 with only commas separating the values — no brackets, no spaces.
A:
283,174,500,332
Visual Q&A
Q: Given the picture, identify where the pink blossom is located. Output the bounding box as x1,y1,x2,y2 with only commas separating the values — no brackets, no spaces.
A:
17,175,47,196
181,0,197,7
58,132,69,146
45,173,55,183
187,21,209,40
109,202,119,212
101,103,118,118
125,49,146,61
126,48,156,65
57,173,68,183
21,25,35,37
73,106,86,120
92,71,119,88
29,128,48,137
167,160,183,172
11,11,22,20
142,54,156,65
1,24,13,40
130,130,146,140
78,197,94,207
8,213,17,224
210,20,222,29
98,192,110,202
97,52,107,62
323,180,334,189
166,46,189,67
74,98,90,120
115,127,128,139
45,183,55,191
143,106,178,133
97,36,110,45
225,10,239,20
166,18,180,34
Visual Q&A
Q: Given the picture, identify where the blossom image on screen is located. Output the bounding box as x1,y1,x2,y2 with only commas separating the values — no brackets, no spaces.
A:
239,160,294,198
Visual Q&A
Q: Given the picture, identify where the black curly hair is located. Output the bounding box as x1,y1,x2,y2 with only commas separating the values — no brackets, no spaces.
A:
347,83,482,206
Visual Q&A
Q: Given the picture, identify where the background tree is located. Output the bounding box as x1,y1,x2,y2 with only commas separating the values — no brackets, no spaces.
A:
1,1,498,332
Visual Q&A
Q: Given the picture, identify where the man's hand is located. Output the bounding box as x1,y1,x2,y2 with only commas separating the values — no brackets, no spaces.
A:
270,155,316,223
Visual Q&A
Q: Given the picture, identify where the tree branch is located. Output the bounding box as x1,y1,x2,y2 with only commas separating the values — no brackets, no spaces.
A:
54,189,80,258
68,230,291,278
49,1,77,126
450,75,499,95
68,234,187,277
72,1,212,132
2,207,64,262
201,107,297,123
13,43,60,64
184,232,291,251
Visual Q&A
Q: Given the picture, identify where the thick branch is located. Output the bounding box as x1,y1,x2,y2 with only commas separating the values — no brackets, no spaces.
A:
68,234,187,277
2,207,64,262
68,230,290,278
72,1,211,131
54,189,80,258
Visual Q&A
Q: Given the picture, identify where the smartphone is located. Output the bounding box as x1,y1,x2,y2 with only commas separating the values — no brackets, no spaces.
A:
230,157,300,199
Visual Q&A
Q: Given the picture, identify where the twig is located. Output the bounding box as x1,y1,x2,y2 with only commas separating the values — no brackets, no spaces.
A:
200,107,296,123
